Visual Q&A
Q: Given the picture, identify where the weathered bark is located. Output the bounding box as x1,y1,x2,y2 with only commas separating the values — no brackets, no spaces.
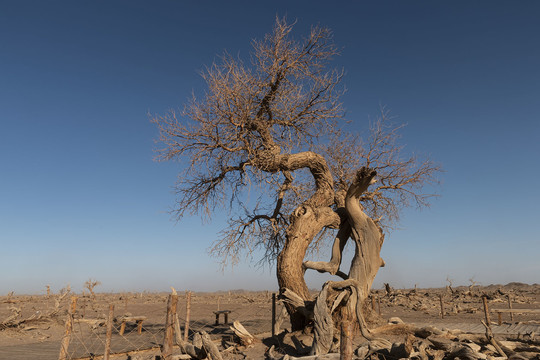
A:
279,288,312,320
277,247,311,328
162,294,178,359
272,150,338,327
277,203,340,330
481,320,508,358
201,331,223,360
59,296,77,360
344,168,385,299
274,306,288,335
303,219,351,280
277,208,316,297
103,305,114,360
305,168,385,354
310,286,333,355
339,305,353,360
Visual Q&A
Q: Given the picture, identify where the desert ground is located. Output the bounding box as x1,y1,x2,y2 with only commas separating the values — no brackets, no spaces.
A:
1,283,539,359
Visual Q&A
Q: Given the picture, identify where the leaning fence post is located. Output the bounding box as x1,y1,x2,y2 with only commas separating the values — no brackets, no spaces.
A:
184,291,191,342
103,304,114,360
59,296,77,360
162,294,178,359
482,295,491,325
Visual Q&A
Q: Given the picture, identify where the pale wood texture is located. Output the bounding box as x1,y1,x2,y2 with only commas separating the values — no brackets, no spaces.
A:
103,304,114,360
162,294,178,359
58,296,77,360
339,306,353,360
230,320,257,346
201,331,223,360
508,294,514,321
306,168,385,354
310,286,333,355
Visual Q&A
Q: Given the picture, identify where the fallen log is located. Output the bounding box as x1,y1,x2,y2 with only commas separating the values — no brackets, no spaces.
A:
267,346,342,360
448,345,487,360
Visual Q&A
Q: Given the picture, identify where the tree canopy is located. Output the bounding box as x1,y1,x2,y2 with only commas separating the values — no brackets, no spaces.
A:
153,18,439,269
153,19,441,328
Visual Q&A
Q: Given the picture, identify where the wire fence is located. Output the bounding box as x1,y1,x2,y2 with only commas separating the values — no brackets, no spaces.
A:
57,291,284,360
4,287,535,359
64,306,166,359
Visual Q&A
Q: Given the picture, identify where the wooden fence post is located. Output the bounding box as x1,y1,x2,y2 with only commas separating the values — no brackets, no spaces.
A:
482,295,491,326
439,294,444,319
162,294,178,360
103,304,114,360
271,293,276,338
59,296,77,360
184,291,191,342
507,295,514,322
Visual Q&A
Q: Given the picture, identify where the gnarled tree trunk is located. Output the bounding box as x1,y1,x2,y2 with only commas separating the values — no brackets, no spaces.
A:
303,168,385,354
277,232,312,330
277,203,338,330
274,153,340,330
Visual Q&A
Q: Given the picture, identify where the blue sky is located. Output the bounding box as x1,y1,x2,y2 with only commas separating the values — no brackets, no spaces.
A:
1,1,539,295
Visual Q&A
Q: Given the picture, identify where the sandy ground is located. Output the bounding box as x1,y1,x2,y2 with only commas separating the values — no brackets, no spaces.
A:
1,283,539,358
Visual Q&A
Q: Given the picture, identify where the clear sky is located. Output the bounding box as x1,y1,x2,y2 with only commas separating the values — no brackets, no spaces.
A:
1,1,539,295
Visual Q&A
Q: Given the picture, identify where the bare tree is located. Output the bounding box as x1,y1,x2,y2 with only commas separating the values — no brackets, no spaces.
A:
468,277,479,294
84,279,101,299
152,17,440,330
446,276,455,294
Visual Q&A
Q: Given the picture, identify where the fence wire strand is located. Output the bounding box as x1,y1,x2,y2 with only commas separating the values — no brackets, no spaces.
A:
58,292,280,359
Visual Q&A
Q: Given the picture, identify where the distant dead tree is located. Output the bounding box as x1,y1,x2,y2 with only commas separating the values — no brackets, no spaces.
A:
152,17,441,331
446,276,455,294
468,277,479,293
384,283,394,296
60,284,71,295
84,279,101,299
